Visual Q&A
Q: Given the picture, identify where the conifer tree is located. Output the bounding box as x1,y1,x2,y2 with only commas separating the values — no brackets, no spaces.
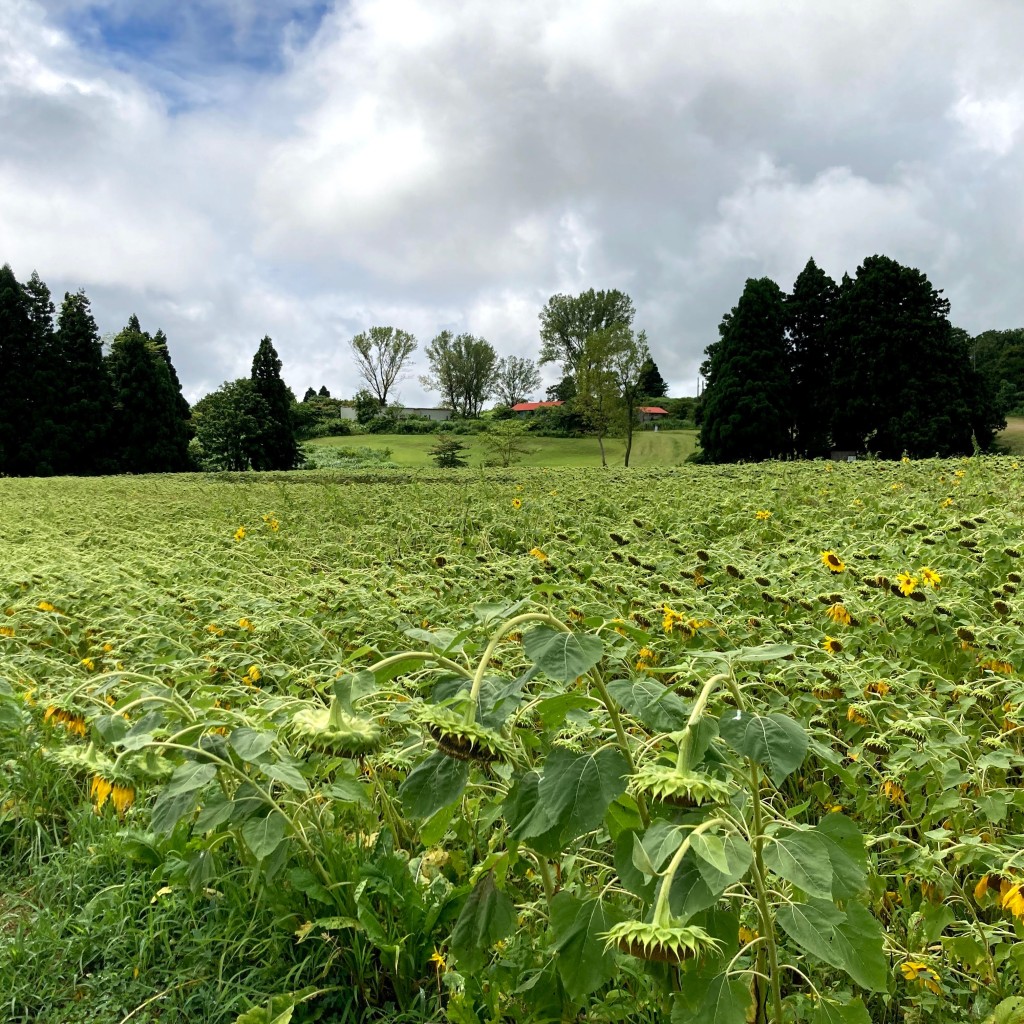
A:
106,322,190,473
699,277,790,462
250,336,299,470
637,357,668,399
786,258,838,458
50,290,114,474
0,264,36,475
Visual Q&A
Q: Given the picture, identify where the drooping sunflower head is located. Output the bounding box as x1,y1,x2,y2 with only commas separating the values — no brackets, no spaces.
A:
629,763,734,808
291,705,382,757
419,705,511,763
603,921,721,964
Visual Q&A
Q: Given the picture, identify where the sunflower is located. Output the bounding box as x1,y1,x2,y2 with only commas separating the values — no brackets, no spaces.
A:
900,961,942,995
233,526,246,542
895,572,918,596
604,921,721,964
528,547,547,561
825,603,852,626
821,551,845,573
511,498,522,510
755,510,772,521
919,567,941,588
823,635,843,654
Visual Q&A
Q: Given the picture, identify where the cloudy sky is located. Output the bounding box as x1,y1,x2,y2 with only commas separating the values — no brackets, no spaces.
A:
2,1,1023,405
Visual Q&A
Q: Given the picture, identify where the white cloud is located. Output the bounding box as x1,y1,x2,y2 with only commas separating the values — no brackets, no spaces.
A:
1,0,1023,406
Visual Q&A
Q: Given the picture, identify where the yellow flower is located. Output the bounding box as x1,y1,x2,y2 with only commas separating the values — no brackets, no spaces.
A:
895,572,918,596
0,626,14,637
429,949,447,972
881,780,906,805
974,874,993,902
243,664,261,684
262,513,280,531
38,601,56,612
81,657,96,671
111,782,135,816
900,960,941,995
528,547,548,561
662,604,686,634
846,705,867,725
1000,880,1024,919
823,635,843,654
821,551,845,573
941,497,953,508
825,603,852,626
755,510,772,521
511,498,522,510
205,623,224,636
233,526,246,541
238,618,255,631
864,680,891,696
919,567,940,588
91,775,113,810
635,646,656,670
103,643,113,653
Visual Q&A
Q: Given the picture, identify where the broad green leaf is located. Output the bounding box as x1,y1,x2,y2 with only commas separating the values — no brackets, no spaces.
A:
241,810,287,860
777,898,886,992
399,751,469,818
539,746,629,840
478,673,529,729
673,966,752,1024
504,771,562,856
811,999,872,1024
817,813,868,897
615,830,656,900
668,855,719,919
690,832,732,876
690,833,752,894
689,644,795,665
549,892,622,1001
637,820,687,874
230,727,275,763
150,788,201,835
260,760,308,791
718,710,808,784
986,997,1024,1024
163,761,218,796
533,692,600,728
607,676,690,732
420,802,457,846
523,626,604,682
332,669,378,711
763,825,834,898
450,871,516,972
193,787,235,832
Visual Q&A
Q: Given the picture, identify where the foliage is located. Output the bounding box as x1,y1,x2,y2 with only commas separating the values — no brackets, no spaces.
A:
192,378,275,471
787,258,838,459
428,436,470,467
493,355,542,408
353,388,382,424
250,336,300,470
972,328,1024,416
290,394,353,440
638,357,669,399
349,326,417,406
4,455,1024,1023
480,419,534,467
700,277,791,462
420,331,497,417
538,288,636,372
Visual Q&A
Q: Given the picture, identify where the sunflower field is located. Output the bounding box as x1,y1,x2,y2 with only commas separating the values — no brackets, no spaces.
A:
2,458,1024,1024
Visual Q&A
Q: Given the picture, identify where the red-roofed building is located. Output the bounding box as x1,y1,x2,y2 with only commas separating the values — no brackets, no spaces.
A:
511,401,563,416
638,406,669,422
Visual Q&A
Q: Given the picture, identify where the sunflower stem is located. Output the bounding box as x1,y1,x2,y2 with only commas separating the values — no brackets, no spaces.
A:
675,671,731,771
652,817,728,926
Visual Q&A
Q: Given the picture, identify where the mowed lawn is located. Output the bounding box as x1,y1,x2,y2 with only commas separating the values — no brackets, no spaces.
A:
310,428,699,467
998,416,1024,454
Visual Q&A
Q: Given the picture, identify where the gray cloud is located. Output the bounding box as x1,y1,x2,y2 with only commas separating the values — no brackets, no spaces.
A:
2,0,1023,404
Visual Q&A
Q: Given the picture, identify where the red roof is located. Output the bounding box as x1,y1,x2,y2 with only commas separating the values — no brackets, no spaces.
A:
511,401,563,411
639,406,669,414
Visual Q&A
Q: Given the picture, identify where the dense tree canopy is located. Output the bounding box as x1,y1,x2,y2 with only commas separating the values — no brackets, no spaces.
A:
420,331,498,417
637,357,668,399
700,277,791,463
538,289,635,372
250,335,299,470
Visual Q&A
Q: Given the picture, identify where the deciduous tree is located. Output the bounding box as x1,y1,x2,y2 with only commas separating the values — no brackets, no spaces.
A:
420,331,498,417
492,354,542,408
349,326,417,406
539,289,635,372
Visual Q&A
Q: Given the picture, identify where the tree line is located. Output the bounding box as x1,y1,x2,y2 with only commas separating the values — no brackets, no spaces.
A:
698,255,1007,462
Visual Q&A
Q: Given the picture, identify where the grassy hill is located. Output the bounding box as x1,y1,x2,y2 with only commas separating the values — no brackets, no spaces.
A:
998,416,1024,454
307,428,699,468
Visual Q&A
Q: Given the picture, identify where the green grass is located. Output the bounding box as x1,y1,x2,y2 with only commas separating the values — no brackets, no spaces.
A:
309,428,698,468
997,416,1024,455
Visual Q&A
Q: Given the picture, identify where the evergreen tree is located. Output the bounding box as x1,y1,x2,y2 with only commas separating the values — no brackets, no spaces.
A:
829,256,999,458
0,264,37,475
699,277,790,463
250,335,299,470
786,258,838,458
637,357,668,399
192,379,272,471
20,270,60,473
106,325,191,473
318,385,330,398
49,290,114,475
151,327,192,432
302,387,317,402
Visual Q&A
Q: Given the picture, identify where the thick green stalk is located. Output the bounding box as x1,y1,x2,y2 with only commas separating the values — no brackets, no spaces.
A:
675,671,731,771
652,817,728,925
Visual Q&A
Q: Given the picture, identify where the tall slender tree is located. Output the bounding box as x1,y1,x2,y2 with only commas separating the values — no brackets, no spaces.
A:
250,335,299,470
637,357,668,399
786,258,838,458
492,355,541,407
0,264,37,475
699,277,791,463
349,326,417,406
49,290,113,474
